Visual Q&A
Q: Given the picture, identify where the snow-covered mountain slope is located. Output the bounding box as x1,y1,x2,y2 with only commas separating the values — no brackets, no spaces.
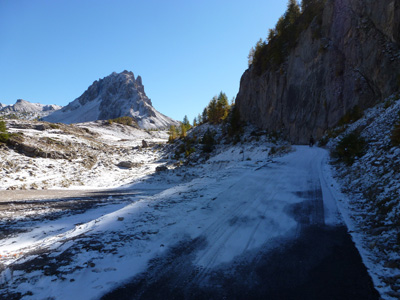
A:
0,120,169,191
0,99,61,119
43,71,179,129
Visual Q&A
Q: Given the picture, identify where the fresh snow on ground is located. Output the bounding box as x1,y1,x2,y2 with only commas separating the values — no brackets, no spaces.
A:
0,141,349,300
0,120,169,191
326,97,400,299
0,117,397,299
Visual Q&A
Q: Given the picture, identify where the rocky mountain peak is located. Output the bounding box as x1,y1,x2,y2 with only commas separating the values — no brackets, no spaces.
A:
43,71,178,129
0,99,62,120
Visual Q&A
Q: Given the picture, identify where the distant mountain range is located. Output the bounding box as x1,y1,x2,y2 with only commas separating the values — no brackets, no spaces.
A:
43,70,178,129
0,99,62,119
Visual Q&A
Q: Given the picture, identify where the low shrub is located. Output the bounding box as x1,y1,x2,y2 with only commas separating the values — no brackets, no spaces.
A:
0,120,9,143
332,132,367,165
391,118,400,147
338,105,364,126
201,129,215,153
108,116,136,126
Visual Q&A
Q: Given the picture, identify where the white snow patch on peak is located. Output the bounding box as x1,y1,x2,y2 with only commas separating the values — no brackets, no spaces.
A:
43,71,178,129
0,99,62,120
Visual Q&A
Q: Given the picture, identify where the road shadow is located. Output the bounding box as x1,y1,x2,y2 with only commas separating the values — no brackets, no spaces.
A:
101,224,379,300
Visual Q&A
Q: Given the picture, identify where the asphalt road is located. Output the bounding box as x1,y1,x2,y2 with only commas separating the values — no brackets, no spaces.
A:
102,147,380,300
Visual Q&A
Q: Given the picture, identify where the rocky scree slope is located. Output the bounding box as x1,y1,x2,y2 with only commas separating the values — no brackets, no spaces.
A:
43,71,178,129
236,0,400,144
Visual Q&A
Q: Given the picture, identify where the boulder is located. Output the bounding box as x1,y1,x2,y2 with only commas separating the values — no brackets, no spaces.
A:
155,165,168,172
117,161,141,169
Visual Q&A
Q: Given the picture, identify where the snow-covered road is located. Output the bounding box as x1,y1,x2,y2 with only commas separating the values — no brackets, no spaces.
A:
0,146,379,299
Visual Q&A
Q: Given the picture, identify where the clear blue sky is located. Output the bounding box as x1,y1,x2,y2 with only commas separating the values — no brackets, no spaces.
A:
0,0,287,122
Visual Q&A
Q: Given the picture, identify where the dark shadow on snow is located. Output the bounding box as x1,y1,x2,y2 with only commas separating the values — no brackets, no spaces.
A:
102,227,379,300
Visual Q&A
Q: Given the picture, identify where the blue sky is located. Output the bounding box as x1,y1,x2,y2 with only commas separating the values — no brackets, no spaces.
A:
0,0,287,122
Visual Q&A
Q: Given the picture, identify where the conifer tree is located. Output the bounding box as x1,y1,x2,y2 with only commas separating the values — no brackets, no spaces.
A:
193,117,198,127
287,0,301,25
248,47,255,66
168,125,178,143
216,92,230,122
197,113,202,125
202,108,208,123
180,123,187,138
181,115,192,133
207,96,218,124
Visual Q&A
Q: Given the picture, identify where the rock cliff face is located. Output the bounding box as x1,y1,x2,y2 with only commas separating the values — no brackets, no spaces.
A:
236,0,400,144
44,71,178,129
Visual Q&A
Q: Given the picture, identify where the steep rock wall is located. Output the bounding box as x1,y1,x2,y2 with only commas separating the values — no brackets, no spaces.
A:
236,0,400,144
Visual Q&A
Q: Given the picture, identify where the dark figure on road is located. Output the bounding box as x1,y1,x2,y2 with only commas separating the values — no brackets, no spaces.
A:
309,136,315,147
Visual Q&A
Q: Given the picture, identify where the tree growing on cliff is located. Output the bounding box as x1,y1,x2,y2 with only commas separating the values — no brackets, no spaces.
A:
202,108,208,124
252,0,324,74
248,47,255,66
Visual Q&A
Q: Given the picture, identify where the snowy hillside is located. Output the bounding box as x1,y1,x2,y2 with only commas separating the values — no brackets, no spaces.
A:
327,96,400,299
43,71,179,129
0,117,397,298
0,120,169,191
0,99,61,120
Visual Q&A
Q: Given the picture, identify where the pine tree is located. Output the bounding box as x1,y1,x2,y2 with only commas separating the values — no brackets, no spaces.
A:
201,128,215,153
267,28,276,42
183,115,190,127
197,113,202,125
181,115,192,133
216,92,230,122
207,96,218,124
168,125,178,143
248,47,255,66
202,108,208,123
287,0,301,25
193,117,198,127
180,123,187,138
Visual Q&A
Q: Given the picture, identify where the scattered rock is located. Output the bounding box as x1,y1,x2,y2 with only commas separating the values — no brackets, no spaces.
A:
142,140,149,148
116,161,141,169
155,165,168,172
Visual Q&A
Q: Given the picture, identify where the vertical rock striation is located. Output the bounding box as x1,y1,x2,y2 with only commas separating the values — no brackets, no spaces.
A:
236,0,400,144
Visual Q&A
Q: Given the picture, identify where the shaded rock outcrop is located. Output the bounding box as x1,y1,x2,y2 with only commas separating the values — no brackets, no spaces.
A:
236,0,400,144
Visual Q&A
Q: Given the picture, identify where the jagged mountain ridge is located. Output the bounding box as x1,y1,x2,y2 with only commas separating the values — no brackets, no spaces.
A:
43,71,178,129
0,99,62,119
236,0,400,144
